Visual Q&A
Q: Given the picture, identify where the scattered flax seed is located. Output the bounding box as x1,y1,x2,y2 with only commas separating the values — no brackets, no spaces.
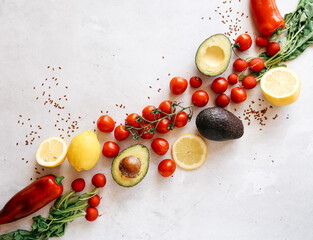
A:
148,97,150,99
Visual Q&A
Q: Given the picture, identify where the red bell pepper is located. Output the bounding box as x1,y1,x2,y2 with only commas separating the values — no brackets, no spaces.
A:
250,0,285,36
0,175,64,225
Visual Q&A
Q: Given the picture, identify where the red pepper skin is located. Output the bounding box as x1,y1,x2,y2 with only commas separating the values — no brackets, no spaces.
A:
0,175,64,225
250,0,285,36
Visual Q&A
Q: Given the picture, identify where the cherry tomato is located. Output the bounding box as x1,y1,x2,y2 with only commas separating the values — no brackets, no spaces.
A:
215,94,230,108
92,173,106,188
71,178,85,192
189,76,202,88
142,105,160,121
156,118,171,133
126,113,140,128
231,87,247,103
139,124,154,139
191,90,209,107
227,74,238,85
151,138,169,155
158,159,176,177
102,141,120,158
242,76,257,89
235,34,252,51
267,42,280,56
211,77,228,94
85,207,99,221
97,115,115,133
233,59,248,72
255,36,269,47
172,111,188,128
89,195,101,208
159,100,174,116
114,125,130,141
170,77,188,95
248,58,264,72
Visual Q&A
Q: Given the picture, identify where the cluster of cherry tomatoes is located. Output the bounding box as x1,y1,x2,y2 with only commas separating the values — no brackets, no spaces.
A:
71,173,106,221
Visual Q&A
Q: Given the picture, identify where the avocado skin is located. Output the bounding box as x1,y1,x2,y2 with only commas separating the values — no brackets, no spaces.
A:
196,107,244,141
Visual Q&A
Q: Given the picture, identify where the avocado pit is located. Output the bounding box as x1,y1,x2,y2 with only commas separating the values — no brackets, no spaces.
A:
119,156,141,178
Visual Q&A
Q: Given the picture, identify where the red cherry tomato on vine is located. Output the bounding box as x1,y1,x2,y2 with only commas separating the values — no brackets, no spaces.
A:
172,111,188,128
248,58,264,72
126,113,140,128
114,125,130,141
97,115,115,132
159,100,173,116
215,94,230,108
233,59,248,72
235,34,252,51
255,36,269,47
227,74,238,85
151,138,169,155
158,159,176,177
102,141,120,158
156,118,171,133
242,76,257,89
88,195,101,208
139,124,154,139
85,207,99,221
211,77,228,94
189,76,202,88
92,173,106,188
170,77,188,95
267,42,280,56
71,178,85,192
231,87,247,103
191,90,209,107
142,105,160,121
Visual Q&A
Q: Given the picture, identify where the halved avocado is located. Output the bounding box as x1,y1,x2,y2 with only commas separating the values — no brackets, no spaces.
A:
195,34,232,76
111,144,149,187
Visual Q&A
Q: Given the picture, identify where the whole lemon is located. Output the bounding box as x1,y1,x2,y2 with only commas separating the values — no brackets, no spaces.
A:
67,130,101,171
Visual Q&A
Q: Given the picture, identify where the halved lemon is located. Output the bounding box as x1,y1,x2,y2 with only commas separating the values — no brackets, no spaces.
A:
36,137,68,167
172,134,208,170
260,67,301,106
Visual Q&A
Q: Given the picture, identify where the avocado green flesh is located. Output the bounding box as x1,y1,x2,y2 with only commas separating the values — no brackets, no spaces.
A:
196,34,232,76
112,144,149,187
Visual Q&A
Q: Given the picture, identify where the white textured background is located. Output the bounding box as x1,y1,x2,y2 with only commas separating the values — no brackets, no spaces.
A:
0,0,313,239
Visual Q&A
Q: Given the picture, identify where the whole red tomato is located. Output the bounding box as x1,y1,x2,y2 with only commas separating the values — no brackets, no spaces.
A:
139,124,154,139
248,58,264,72
192,90,209,107
170,77,188,95
126,113,141,128
71,178,85,192
172,111,188,128
151,138,169,155
189,76,202,88
227,74,238,85
158,159,176,177
142,105,160,121
242,76,257,89
114,125,130,141
231,87,247,103
211,77,228,94
267,42,280,56
255,36,269,47
92,173,106,188
233,59,248,72
97,115,115,132
235,34,252,51
215,94,230,108
159,100,173,116
156,118,171,133
102,141,120,158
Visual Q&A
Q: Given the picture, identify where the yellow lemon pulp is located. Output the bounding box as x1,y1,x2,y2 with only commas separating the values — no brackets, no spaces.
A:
67,130,101,172
36,137,68,167
260,67,301,106
172,134,208,170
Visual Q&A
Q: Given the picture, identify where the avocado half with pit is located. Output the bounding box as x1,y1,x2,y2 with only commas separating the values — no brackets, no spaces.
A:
112,144,149,187
195,34,232,76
